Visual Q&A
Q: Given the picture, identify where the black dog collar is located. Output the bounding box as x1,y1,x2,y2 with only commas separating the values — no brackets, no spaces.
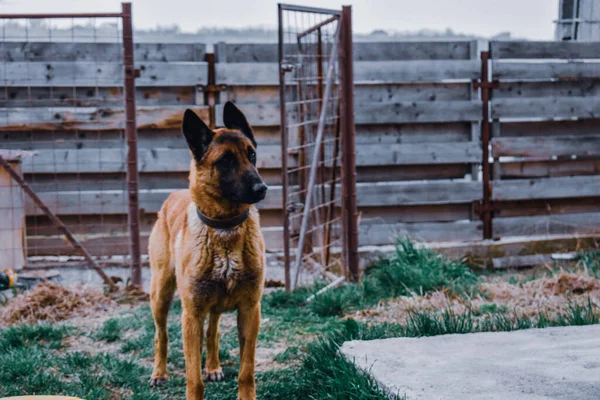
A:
196,208,250,230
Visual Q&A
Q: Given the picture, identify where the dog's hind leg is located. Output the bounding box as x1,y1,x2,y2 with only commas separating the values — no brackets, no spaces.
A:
204,312,225,382
149,226,176,386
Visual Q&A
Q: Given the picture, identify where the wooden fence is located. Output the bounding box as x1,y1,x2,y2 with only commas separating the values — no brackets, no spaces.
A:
489,41,600,239
0,40,599,257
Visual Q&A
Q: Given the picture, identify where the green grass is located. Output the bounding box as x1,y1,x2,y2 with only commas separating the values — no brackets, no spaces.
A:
1,239,599,399
579,248,600,277
310,238,478,317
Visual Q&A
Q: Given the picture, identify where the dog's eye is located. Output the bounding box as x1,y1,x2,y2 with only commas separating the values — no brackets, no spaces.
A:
248,149,256,165
216,152,237,169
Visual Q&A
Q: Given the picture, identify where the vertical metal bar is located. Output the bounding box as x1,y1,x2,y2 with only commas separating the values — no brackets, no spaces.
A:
339,6,359,282
205,53,217,129
122,2,142,286
0,155,118,290
323,99,341,267
293,22,340,289
316,27,328,262
278,4,291,291
480,51,493,240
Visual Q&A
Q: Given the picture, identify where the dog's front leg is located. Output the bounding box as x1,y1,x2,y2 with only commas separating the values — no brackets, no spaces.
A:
237,303,260,400
182,307,205,400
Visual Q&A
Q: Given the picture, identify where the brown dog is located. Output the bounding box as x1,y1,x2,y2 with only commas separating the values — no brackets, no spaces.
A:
148,102,267,400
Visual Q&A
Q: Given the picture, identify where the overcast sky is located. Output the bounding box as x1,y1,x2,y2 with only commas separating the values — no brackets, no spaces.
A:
2,0,559,39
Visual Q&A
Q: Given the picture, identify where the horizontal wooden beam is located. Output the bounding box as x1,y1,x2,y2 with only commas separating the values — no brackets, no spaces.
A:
0,61,208,87
493,175,600,201
490,41,600,60
217,60,479,85
491,97,600,120
0,42,207,62
354,220,483,245
494,212,600,238
17,140,480,175
0,105,209,131
24,180,482,216
356,101,481,124
492,61,600,81
500,159,600,179
19,145,283,174
216,41,473,63
354,141,481,166
25,217,485,256
491,135,600,158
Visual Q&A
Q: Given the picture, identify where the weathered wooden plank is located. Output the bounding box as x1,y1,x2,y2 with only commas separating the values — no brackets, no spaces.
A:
492,61,600,81
0,61,208,87
490,41,600,60
491,97,600,120
354,60,480,83
16,140,476,175
492,135,600,158
492,80,600,99
19,145,283,174
0,86,196,108
356,101,481,124
216,41,472,63
492,254,555,269
24,180,482,216
217,60,479,85
493,175,600,201
27,216,482,255
224,83,472,110
215,103,283,127
494,212,600,237
499,119,600,137
500,159,600,178
353,41,473,61
494,198,600,218
0,42,206,62
27,226,285,256
355,142,481,166
355,220,483,245
357,165,470,182
356,123,472,144
0,105,209,131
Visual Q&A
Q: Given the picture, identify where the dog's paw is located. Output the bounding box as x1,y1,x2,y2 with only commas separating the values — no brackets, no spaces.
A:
203,367,225,382
149,375,169,387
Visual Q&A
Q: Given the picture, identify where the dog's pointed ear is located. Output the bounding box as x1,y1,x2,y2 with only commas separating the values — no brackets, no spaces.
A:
182,109,214,162
223,101,256,147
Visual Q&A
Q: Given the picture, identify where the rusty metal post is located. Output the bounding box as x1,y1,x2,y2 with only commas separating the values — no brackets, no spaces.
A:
122,2,142,286
339,5,359,282
0,155,118,290
479,51,494,240
278,4,291,291
205,53,217,129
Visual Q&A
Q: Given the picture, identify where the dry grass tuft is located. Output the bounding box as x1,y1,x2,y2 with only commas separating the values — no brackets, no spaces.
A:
0,281,116,324
354,272,600,325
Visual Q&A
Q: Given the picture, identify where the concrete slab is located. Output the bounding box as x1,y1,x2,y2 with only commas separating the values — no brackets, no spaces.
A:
341,325,600,400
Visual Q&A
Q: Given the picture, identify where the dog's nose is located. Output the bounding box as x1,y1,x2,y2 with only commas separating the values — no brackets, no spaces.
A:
252,182,268,197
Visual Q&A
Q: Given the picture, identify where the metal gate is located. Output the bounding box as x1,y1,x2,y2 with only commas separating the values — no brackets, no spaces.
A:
278,4,358,290
0,3,140,287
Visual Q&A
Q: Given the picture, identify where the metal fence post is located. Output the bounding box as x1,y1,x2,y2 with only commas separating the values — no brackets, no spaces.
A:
122,2,142,286
476,50,497,240
339,5,359,282
278,4,292,291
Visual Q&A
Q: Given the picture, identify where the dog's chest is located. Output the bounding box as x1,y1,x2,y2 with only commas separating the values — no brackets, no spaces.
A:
210,245,243,284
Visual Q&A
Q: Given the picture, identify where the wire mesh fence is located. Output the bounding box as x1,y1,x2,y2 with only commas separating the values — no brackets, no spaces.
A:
279,5,357,289
0,5,140,285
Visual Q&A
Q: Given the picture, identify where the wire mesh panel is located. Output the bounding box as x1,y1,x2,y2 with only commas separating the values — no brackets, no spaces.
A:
0,5,140,285
279,4,357,290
